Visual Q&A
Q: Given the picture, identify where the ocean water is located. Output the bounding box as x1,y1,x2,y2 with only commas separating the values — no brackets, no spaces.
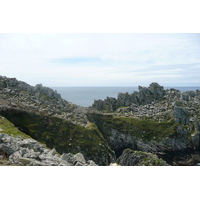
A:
51,86,200,107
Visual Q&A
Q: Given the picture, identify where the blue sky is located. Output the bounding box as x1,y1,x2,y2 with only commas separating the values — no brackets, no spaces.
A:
1,33,200,87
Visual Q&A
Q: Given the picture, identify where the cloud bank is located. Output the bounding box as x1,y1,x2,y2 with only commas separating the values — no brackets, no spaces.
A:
0,33,200,87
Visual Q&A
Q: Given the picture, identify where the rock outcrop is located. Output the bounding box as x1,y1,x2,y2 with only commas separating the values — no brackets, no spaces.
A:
0,132,97,166
87,82,200,165
0,76,115,165
0,75,87,126
1,75,200,166
116,149,169,166
91,82,166,111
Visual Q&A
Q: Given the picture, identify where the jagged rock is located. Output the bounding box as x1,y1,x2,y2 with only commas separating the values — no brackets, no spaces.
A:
61,152,98,166
0,75,85,126
61,153,75,165
0,143,15,155
106,128,136,157
47,148,57,156
2,76,200,166
19,157,48,166
87,160,98,166
9,151,22,164
0,132,96,166
116,149,169,166
20,138,39,149
92,82,166,111
149,82,165,99
136,141,159,153
73,152,86,165
23,149,40,159
58,160,70,166
174,106,190,125
75,161,85,166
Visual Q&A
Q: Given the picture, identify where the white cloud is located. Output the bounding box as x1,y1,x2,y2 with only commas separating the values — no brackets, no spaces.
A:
0,33,200,86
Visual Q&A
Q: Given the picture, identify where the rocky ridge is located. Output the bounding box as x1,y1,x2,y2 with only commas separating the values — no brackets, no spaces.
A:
88,82,200,165
0,76,88,126
0,76,115,165
1,75,200,166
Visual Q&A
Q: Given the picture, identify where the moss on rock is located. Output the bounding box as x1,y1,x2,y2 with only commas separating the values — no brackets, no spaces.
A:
0,110,115,165
116,148,169,166
87,113,178,142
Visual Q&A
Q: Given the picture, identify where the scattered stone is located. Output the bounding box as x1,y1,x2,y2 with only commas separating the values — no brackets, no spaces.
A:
0,132,97,166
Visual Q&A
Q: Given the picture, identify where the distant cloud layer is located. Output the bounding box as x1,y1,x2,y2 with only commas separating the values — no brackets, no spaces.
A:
0,33,200,86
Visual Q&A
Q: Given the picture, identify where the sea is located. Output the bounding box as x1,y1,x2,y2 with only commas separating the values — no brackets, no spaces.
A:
51,86,200,107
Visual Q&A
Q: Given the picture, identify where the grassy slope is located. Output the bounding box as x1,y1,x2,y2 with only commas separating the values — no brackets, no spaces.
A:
87,113,179,142
0,111,115,165
0,116,31,139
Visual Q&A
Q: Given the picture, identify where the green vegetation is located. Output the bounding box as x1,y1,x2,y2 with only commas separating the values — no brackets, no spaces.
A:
0,116,31,139
0,111,115,165
87,113,179,142
124,149,169,166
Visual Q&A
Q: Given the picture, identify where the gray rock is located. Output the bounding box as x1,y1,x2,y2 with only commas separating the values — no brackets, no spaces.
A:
20,138,38,149
92,82,166,111
0,143,15,155
75,161,85,166
61,153,76,164
47,148,57,156
58,160,70,166
87,160,98,166
174,106,190,125
18,148,28,157
19,157,48,166
116,149,169,166
9,151,21,164
107,128,136,156
0,132,5,141
23,149,40,159
73,153,86,165
1,134,14,143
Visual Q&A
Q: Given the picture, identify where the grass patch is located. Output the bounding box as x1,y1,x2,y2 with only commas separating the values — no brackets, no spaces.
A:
0,116,31,139
87,113,178,142
0,111,115,165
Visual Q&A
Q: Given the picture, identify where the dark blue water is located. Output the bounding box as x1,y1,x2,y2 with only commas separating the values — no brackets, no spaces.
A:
51,86,200,107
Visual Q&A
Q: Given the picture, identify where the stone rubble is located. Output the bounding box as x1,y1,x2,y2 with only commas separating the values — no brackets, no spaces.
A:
0,132,97,166
91,82,200,127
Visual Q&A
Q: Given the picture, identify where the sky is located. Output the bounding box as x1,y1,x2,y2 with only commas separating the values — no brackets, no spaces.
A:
0,33,200,87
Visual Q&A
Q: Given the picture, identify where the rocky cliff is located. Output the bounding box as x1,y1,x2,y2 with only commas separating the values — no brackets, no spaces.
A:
0,76,115,165
91,82,166,111
1,76,200,166
88,82,200,165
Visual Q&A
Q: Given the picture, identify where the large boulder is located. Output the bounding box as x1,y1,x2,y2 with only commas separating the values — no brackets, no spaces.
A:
116,148,169,166
173,106,190,125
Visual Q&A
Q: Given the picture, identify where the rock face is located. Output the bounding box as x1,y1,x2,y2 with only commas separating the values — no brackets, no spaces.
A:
173,106,189,125
116,149,169,166
1,75,200,166
87,82,200,165
0,76,115,165
92,82,166,111
0,132,97,166
0,75,87,126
